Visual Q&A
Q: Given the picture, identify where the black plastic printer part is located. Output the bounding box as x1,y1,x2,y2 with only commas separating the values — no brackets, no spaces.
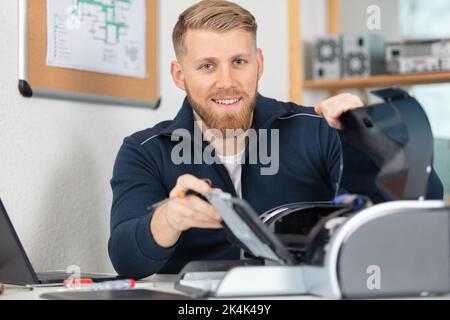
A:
340,87,441,203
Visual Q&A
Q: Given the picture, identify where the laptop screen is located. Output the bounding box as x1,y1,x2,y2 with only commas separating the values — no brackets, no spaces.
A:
0,198,38,285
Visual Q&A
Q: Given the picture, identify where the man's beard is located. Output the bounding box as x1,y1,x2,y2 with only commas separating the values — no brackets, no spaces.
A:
186,87,257,137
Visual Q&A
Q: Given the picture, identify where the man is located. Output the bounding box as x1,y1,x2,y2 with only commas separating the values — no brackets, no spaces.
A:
108,0,442,279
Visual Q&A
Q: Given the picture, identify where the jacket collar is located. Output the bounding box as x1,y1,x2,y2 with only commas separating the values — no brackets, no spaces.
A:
161,93,294,137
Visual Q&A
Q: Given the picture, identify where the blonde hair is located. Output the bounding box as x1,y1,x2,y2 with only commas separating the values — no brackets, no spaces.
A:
172,0,258,58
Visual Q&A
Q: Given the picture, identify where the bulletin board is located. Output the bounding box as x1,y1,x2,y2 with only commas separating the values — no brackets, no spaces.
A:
18,0,160,109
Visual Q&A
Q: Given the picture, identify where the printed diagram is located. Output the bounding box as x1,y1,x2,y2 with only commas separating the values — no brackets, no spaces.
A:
46,0,146,78
67,0,131,45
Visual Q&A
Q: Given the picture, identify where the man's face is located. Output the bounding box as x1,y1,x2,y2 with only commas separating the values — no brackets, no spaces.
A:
171,29,264,135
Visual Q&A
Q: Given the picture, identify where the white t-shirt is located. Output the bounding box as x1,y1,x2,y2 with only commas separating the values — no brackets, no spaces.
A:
216,149,245,198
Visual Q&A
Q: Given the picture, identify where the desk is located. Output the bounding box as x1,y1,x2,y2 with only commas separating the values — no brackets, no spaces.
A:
0,274,322,300
1,275,449,300
0,275,184,300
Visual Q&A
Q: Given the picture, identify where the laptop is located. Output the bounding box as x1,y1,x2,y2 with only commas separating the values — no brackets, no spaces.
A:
0,198,117,286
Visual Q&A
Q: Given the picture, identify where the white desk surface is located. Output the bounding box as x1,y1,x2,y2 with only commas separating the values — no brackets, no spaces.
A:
2,275,450,300
0,275,179,300
0,274,321,300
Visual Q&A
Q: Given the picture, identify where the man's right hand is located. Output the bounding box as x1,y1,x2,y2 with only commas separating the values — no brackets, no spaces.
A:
150,174,223,248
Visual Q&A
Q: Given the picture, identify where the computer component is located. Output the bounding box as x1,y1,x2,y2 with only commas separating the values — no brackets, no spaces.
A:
313,35,343,80
342,34,385,77
385,39,450,73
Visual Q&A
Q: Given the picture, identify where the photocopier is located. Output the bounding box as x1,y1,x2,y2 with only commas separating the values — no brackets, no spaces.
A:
175,88,450,299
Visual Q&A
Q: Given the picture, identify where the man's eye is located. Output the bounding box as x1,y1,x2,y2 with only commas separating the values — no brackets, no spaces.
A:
200,63,214,71
234,59,247,65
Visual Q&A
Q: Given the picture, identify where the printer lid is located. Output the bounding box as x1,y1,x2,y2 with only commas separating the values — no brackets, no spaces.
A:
340,88,434,203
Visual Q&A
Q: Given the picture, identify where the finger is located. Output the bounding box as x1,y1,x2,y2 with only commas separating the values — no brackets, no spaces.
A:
177,174,211,192
342,93,364,107
327,119,344,130
315,94,344,110
176,199,221,224
317,93,362,113
190,220,223,229
328,100,363,121
323,110,345,129
167,200,220,230
314,104,324,117
315,98,338,117
170,174,211,198
165,199,193,231
185,196,222,221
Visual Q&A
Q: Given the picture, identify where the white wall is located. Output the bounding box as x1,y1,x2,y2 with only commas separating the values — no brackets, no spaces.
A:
0,0,297,274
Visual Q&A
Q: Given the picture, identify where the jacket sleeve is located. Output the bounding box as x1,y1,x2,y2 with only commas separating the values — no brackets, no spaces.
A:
318,120,344,198
108,136,176,279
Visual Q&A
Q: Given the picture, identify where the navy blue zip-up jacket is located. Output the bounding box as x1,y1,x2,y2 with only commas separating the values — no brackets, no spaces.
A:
109,94,443,279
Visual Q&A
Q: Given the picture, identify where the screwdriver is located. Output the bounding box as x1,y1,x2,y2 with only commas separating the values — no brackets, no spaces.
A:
151,179,212,210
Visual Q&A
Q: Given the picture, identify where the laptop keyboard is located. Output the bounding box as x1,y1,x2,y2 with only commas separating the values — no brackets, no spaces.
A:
36,272,71,283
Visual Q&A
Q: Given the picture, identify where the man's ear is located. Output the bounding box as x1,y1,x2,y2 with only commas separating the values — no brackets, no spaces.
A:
256,48,264,80
170,60,186,91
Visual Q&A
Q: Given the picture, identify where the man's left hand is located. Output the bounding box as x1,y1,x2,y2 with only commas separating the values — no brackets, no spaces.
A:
314,93,364,130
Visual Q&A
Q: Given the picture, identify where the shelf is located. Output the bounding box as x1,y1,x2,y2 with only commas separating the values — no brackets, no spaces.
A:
290,2,450,99
303,71,450,90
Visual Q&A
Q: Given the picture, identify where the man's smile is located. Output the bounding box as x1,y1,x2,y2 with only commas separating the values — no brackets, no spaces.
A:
211,97,242,110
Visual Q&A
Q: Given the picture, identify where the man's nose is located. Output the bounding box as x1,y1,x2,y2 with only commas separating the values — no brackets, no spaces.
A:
215,66,234,89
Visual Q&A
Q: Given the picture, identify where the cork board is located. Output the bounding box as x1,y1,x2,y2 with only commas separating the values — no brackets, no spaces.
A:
19,0,160,108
